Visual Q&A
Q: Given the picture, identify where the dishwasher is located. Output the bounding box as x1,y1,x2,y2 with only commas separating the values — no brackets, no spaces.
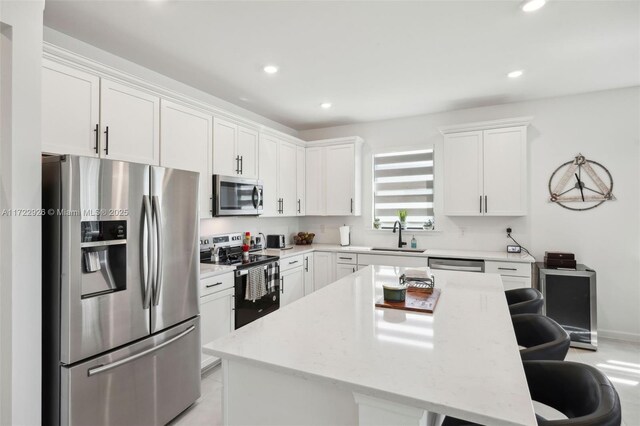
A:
428,257,485,273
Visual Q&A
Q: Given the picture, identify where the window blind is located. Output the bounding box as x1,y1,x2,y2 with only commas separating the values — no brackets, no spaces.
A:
373,149,434,229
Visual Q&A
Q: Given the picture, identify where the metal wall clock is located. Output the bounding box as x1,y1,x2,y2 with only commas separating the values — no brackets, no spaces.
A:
548,153,615,211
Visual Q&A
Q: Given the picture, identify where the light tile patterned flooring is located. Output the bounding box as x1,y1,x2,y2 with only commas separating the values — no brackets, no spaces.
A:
171,338,640,425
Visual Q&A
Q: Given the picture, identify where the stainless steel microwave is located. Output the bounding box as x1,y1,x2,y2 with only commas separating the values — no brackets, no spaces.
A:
213,175,263,216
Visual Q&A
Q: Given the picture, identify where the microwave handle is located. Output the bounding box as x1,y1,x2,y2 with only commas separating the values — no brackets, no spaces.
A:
252,186,259,209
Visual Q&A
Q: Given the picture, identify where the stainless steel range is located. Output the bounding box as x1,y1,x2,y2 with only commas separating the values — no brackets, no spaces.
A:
200,233,280,329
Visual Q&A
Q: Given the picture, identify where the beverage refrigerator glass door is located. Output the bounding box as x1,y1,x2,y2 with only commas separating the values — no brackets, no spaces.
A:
213,175,263,216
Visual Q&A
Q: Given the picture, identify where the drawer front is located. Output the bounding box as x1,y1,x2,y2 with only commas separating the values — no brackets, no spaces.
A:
335,253,357,264
501,275,532,290
358,254,428,268
280,254,304,272
200,272,234,297
485,261,531,277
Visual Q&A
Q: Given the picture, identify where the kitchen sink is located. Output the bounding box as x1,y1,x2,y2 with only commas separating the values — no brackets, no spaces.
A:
371,247,426,254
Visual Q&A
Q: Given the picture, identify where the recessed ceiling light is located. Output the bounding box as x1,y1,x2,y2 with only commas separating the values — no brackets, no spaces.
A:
263,65,279,74
507,70,524,78
320,102,332,109
521,0,546,12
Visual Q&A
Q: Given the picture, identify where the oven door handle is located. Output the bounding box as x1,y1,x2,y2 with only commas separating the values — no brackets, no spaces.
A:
252,186,259,209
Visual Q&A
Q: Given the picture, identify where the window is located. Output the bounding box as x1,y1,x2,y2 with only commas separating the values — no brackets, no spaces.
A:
373,149,434,229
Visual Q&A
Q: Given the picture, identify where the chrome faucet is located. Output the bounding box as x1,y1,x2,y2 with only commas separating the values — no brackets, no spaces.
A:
393,221,407,248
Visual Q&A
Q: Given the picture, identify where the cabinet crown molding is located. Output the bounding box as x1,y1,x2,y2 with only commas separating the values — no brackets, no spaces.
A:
305,136,364,147
438,116,533,135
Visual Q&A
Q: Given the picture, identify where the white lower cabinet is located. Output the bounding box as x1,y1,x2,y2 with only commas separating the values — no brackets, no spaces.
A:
336,263,357,280
303,253,314,295
485,260,532,290
280,267,304,307
313,252,336,290
199,273,235,371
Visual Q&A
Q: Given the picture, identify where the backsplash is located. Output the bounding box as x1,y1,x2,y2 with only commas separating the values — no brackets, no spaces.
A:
200,216,301,242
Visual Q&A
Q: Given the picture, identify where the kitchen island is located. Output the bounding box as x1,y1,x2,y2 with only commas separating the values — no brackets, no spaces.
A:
205,266,536,426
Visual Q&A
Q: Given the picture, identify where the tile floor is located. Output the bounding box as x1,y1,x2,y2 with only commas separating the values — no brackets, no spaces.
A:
171,338,640,425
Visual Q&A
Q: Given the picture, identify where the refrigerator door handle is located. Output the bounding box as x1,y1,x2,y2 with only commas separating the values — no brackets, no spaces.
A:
142,195,154,309
152,195,164,306
87,325,196,376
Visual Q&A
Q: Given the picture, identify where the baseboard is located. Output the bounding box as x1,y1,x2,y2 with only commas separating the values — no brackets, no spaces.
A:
599,329,640,343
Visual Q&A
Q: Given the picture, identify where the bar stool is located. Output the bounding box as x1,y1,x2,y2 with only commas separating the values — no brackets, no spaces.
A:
441,361,622,426
505,288,544,315
512,314,570,361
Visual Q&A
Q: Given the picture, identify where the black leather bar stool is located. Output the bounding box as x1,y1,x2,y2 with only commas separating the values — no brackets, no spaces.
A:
442,361,622,426
512,314,570,361
505,288,544,315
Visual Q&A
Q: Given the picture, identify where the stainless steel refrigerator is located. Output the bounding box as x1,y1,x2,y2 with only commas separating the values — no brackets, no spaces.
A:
42,155,201,425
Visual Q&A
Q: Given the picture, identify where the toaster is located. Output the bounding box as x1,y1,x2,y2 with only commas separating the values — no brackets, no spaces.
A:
266,234,286,249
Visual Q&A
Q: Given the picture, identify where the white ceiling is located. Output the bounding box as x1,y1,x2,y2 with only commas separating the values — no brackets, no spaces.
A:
44,1,639,131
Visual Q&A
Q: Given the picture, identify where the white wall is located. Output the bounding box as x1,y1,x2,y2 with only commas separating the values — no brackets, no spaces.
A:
0,1,44,424
299,87,640,341
43,27,298,137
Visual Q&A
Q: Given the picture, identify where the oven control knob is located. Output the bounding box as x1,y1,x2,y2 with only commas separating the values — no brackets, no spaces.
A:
273,295,276,302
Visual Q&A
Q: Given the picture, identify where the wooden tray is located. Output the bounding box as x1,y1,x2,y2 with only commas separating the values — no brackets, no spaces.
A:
375,288,441,313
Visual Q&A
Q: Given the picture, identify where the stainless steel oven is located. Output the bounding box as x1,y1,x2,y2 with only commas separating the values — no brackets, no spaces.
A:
213,175,263,216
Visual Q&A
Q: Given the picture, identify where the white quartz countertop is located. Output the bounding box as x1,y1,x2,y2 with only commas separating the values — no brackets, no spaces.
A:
199,263,235,279
205,266,537,425
263,243,534,263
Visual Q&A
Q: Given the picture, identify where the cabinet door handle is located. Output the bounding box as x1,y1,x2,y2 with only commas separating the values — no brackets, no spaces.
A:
240,156,243,175
305,257,309,272
497,267,517,271
485,195,488,213
350,198,353,214
235,156,240,174
297,199,301,214
280,276,284,294
352,267,356,273
288,260,299,265
93,124,99,154
205,282,223,288
103,126,109,155
338,257,352,260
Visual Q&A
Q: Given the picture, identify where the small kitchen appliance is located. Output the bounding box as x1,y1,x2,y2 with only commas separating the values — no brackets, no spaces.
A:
266,234,286,249
339,225,350,246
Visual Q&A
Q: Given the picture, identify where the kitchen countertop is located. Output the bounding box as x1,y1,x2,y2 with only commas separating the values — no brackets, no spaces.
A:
263,243,535,263
205,265,536,425
199,263,236,279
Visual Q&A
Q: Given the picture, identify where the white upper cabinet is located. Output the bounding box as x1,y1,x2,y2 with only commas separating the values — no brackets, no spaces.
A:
213,117,237,176
278,141,298,216
259,134,305,217
259,134,280,216
325,143,356,215
296,146,306,216
101,79,160,165
305,137,363,216
237,126,259,179
42,59,100,157
441,118,530,216
305,147,325,215
160,100,213,218
443,131,484,215
213,118,259,179
482,127,527,216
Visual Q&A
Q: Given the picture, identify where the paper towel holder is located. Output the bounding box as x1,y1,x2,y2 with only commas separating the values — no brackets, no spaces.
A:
339,225,350,247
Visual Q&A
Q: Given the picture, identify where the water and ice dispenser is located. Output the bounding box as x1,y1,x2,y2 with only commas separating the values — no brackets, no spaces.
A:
80,220,127,298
